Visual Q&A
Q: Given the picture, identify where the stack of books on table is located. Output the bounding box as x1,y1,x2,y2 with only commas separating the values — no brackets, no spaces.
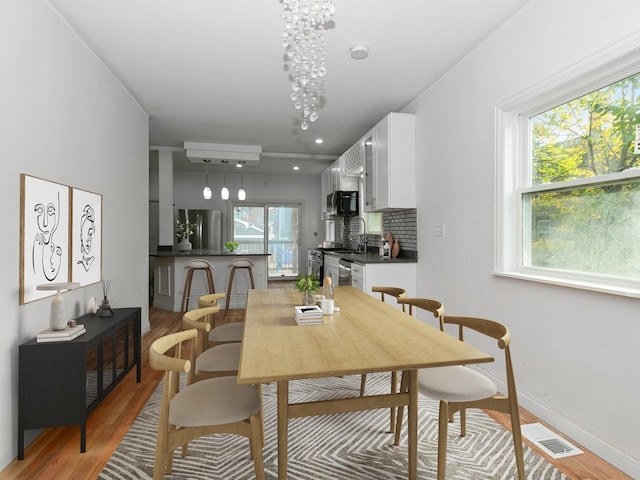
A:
36,324,86,343
294,305,324,325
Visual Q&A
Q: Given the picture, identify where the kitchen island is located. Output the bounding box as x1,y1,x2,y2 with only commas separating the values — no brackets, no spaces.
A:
150,250,270,312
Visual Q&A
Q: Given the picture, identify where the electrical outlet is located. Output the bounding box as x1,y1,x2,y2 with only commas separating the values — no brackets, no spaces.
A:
434,223,445,237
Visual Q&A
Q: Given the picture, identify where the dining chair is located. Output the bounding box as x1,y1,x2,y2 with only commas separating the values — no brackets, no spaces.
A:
198,293,244,347
182,307,241,383
394,315,525,480
359,286,407,398
149,329,264,480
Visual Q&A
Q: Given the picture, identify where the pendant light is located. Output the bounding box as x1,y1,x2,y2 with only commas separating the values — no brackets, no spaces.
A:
220,160,229,200
202,159,212,199
237,161,246,201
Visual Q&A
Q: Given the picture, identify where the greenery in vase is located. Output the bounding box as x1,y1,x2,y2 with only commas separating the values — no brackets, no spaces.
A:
295,274,320,293
175,220,196,240
225,241,239,252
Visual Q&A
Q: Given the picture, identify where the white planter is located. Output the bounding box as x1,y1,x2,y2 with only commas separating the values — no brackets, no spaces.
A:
178,238,192,251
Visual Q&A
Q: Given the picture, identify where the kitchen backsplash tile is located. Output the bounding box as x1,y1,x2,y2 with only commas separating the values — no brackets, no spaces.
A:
336,209,417,252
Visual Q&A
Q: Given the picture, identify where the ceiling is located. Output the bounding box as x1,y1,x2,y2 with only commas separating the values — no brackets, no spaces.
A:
49,0,530,176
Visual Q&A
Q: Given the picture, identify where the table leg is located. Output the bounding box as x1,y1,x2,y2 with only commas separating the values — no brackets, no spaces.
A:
277,381,289,480
408,369,418,480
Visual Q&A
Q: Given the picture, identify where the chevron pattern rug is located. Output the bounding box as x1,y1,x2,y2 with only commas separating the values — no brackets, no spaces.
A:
99,373,566,479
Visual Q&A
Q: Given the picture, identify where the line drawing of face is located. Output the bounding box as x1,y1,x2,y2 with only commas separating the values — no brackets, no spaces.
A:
33,192,61,281
77,205,96,272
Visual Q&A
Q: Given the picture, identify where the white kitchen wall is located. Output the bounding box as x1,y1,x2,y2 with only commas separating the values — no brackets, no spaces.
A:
408,0,640,476
0,0,149,469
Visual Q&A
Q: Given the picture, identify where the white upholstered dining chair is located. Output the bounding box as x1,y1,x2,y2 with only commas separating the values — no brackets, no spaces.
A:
149,329,264,480
394,314,525,480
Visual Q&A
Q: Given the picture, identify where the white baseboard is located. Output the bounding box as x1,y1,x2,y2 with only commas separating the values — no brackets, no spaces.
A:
482,368,640,478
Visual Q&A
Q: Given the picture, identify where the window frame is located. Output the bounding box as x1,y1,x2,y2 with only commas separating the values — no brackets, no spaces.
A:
494,41,640,298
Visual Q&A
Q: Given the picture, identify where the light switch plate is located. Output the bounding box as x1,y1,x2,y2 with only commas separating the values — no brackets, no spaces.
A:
434,223,445,237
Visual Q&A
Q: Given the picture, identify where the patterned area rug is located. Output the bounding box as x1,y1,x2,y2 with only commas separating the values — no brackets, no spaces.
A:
99,373,567,479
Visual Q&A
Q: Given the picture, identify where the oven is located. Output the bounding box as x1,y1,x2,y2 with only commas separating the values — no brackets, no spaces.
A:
308,249,323,282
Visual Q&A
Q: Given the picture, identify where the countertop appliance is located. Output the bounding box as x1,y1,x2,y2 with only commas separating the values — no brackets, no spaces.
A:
326,191,359,217
177,209,222,250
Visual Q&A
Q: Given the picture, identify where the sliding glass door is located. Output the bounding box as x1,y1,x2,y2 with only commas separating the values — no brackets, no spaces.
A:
232,203,300,279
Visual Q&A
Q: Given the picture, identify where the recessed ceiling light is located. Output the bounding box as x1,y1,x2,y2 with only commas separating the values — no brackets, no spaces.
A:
315,138,324,144
293,166,300,171
350,45,369,60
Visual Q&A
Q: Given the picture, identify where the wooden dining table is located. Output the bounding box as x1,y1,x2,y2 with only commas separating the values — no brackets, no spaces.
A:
237,286,493,480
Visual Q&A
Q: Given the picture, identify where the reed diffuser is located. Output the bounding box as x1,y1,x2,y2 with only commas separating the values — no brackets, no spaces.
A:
99,279,114,317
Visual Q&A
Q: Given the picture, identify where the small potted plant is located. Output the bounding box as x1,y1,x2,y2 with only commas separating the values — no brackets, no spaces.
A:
176,220,196,251
295,274,321,306
224,241,239,252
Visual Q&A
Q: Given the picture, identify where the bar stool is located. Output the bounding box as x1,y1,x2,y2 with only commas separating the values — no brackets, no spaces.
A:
224,258,255,319
199,293,244,347
180,259,215,313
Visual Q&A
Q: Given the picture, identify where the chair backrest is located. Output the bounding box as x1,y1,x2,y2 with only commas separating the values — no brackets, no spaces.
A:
371,286,407,312
182,307,216,357
397,297,445,329
442,315,516,400
150,329,198,404
198,292,225,309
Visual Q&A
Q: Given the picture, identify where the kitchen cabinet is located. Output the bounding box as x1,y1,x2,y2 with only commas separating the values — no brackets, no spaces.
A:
18,308,141,459
351,262,365,291
323,254,340,287
364,112,415,212
342,141,364,177
352,261,416,308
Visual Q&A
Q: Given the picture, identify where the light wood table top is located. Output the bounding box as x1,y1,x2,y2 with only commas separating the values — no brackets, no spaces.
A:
238,286,493,385
238,286,494,480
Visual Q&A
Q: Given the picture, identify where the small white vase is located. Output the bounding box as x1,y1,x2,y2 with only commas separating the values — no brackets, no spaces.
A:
178,238,192,251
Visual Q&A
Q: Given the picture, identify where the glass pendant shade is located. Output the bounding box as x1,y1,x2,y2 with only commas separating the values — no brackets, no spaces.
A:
202,159,212,199
220,160,230,200
221,186,229,200
238,187,246,201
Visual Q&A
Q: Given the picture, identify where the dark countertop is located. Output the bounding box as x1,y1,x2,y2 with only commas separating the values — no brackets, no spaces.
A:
150,249,270,258
324,251,417,265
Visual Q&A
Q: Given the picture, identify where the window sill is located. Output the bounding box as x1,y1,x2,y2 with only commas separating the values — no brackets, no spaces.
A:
492,270,640,299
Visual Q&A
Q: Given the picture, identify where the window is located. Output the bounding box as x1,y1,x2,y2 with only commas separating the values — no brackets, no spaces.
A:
496,46,640,296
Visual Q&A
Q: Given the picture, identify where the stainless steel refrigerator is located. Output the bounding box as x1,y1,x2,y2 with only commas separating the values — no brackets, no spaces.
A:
177,209,223,250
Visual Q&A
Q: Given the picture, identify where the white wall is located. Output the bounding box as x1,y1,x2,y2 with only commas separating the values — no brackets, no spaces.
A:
0,0,149,468
151,169,323,274
409,0,640,476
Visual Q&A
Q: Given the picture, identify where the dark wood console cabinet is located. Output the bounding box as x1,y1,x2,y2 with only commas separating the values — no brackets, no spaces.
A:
18,307,141,459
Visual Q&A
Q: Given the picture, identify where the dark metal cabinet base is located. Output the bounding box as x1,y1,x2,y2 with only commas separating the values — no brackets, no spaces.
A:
18,307,141,459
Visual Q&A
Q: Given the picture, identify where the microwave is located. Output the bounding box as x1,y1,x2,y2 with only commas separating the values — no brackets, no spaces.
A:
327,190,359,216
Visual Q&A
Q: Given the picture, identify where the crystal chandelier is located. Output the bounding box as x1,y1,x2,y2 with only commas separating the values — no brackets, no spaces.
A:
281,0,335,131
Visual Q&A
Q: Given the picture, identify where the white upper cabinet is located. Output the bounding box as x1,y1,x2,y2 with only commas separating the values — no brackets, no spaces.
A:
364,112,415,212
342,141,364,177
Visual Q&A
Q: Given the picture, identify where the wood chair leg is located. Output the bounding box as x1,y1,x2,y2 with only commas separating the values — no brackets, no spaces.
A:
205,268,215,294
390,370,398,434
437,399,449,480
224,268,236,319
359,374,367,397
509,402,526,479
247,267,255,289
249,413,265,480
181,269,194,313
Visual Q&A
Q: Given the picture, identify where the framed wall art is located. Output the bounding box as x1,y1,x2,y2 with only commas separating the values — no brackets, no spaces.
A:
20,174,71,304
71,187,102,287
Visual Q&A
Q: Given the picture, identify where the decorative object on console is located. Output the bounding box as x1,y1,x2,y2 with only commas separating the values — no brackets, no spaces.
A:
36,282,81,331
36,323,86,343
88,296,97,315
99,279,114,317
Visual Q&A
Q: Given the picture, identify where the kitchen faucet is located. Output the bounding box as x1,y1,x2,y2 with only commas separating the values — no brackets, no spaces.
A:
354,217,367,253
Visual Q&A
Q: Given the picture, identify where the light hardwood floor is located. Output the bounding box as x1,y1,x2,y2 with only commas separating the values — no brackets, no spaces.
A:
0,302,631,480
